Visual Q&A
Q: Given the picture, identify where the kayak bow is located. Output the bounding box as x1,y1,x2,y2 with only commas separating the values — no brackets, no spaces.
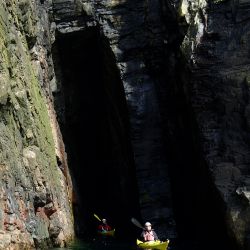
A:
136,239,170,250
98,229,115,237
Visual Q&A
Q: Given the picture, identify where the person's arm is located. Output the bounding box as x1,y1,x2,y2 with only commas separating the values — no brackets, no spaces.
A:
153,231,159,240
140,231,145,241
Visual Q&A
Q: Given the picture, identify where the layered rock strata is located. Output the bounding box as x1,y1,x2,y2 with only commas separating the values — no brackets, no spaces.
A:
0,0,74,248
177,0,250,248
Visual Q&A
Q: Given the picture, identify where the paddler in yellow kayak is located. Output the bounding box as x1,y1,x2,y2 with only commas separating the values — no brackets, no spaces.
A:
140,221,159,242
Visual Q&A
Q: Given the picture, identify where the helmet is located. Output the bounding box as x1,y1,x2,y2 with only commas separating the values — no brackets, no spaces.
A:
102,218,107,223
145,222,151,227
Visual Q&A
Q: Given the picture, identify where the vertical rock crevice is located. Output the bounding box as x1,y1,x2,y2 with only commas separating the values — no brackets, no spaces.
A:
52,26,140,238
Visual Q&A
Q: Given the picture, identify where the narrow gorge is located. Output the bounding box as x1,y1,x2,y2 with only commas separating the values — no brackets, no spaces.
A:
0,0,250,249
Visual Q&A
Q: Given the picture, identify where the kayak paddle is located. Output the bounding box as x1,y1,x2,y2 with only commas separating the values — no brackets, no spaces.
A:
131,217,144,229
94,213,102,222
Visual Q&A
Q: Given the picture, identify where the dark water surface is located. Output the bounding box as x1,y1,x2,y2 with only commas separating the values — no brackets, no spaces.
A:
52,237,234,250
52,237,137,250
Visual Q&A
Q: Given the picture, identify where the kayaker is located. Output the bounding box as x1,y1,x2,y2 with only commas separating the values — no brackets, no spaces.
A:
98,218,112,232
140,222,159,242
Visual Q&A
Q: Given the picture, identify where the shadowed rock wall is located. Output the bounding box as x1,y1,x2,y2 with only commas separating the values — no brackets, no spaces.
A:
52,26,140,238
174,0,250,248
93,0,176,238
51,0,176,239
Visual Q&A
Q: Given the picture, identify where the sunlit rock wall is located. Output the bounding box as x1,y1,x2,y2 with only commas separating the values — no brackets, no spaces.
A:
0,0,74,248
177,0,250,248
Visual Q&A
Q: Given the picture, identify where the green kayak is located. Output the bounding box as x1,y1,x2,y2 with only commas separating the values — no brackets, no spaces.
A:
97,229,115,236
136,239,170,250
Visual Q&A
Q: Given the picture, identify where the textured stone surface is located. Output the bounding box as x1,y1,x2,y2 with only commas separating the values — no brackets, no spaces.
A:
93,0,176,238
51,0,176,239
3,0,250,248
0,0,74,248
177,0,250,248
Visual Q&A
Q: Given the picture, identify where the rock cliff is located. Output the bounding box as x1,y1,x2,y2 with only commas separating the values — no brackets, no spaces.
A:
177,0,250,248
2,0,250,249
0,0,74,248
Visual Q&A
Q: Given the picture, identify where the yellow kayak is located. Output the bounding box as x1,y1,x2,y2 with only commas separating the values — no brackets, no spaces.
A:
136,239,170,250
97,229,115,236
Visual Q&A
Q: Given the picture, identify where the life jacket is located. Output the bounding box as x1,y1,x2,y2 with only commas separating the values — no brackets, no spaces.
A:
98,224,111,231
142,230,155,241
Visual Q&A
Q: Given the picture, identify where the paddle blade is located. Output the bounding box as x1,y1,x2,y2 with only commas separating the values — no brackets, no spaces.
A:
94,213,102,222
131,217,144,229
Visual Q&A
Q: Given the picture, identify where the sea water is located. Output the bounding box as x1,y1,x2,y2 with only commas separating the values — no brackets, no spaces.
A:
52,237,234,250
52,237,137,250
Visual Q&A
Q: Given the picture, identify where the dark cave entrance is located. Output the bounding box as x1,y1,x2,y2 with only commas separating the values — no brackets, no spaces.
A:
52,27,140,239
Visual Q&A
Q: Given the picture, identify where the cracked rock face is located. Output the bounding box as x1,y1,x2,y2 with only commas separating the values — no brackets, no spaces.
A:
2,0,250,248
52,0,176,239
178,0,250,247
45,0,250,246
0,0,74,248
92,0,176,238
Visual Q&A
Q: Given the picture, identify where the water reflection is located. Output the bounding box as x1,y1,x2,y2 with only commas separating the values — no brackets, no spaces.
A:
52,237,235,250
52,237,138,250
51,238,203,250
